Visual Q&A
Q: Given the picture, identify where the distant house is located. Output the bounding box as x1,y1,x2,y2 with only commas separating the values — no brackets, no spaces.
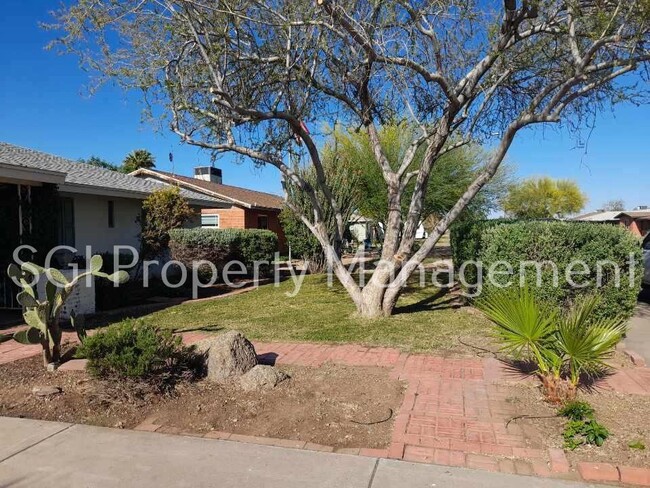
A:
572,206,650,237
0,142,223,309
571,210,622,224
131,167,287,251
615,209,650,237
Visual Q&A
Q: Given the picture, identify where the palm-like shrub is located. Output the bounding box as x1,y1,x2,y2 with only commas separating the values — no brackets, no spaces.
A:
477,288,626,402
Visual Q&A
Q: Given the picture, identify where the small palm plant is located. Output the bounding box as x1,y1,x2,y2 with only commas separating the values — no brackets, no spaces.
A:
477,287,626,403
1,256,128,369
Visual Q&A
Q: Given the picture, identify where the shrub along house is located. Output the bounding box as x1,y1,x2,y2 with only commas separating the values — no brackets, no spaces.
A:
131,167,287,252
0,142,223,309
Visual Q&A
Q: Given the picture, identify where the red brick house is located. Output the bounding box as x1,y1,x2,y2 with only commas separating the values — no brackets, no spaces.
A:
615,210,650,237
131,167,287,251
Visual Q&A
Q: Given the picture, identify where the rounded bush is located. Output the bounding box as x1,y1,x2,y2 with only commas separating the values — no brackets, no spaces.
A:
76,320,186,379
479,221,642,320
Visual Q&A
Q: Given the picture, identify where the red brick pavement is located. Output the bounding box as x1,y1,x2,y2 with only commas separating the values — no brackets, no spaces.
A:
3,329,650,485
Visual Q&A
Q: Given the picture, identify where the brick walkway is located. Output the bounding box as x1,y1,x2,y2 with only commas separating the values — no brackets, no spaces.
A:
3,329,650,485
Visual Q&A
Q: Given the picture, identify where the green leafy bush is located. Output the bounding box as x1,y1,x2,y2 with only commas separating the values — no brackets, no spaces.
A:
558,400,609,450
169,228,277,274
449,218,516,283
76,320,199,380
141,187,195,259
479,221,642,320
563,419,609,450
559,401,595,421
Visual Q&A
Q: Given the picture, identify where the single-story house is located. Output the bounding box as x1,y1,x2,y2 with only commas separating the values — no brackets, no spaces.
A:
572,207,650,237
615,209,650,237
0,142,223,308
571,210,622,224
130,167,287,251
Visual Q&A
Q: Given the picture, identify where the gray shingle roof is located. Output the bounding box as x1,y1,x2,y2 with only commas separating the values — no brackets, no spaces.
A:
0,142,223,206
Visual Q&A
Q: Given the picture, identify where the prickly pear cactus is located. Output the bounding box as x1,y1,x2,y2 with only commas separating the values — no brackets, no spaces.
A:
6,256,129,369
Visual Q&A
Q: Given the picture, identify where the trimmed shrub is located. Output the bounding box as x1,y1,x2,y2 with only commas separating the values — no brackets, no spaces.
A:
479,221,642,320
76,320,200,381
168,228,278,273
450,218,517,283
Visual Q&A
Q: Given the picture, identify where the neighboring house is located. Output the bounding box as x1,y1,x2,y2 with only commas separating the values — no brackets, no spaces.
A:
615,209,650,237
572,207,650,237
571,210,622,224
0,142,223,309
131,167,287,251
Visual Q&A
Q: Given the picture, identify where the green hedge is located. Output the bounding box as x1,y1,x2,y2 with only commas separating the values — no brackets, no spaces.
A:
478,221,642,320
450,218,517,283
168,228,278,272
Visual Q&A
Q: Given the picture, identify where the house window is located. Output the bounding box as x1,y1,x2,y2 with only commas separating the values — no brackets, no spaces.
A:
257,215,268,230
58,198,75,247
108,201,115,228
201,214,220,228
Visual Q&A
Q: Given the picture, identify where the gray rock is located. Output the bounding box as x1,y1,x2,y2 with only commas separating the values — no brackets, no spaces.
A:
32,386,62,397
239,365,290,392
197,330,257,383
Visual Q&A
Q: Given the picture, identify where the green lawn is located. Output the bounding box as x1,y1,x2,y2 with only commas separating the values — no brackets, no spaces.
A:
128,274,495,354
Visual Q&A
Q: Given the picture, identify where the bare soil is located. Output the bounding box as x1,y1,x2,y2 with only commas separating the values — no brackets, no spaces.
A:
0,357,405,449
505,380,650,468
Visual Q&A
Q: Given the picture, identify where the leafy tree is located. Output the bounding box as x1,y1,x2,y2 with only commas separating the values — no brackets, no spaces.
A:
140,187,194,259
602,199,626,212
51,0,650,317
503,177,587,219
123,149,156,173
281,140,361,273
333,124,512,228
79,155,120,172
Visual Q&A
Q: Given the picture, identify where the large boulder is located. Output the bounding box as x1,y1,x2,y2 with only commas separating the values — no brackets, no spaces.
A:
239,365,290,392
196,330,257,382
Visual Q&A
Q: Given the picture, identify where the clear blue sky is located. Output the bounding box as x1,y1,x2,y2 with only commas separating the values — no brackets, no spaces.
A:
1,0,648,211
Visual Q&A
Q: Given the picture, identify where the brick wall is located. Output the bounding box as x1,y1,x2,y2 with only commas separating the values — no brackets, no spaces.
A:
201,206,246,228
201,206,287,252
244,209,287,253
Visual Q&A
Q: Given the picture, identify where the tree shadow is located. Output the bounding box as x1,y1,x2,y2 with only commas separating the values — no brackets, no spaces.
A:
173,324,224,334
393,288,459,315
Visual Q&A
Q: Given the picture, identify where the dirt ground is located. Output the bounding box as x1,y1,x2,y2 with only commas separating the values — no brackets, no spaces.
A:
0,358,405,449
505,380,650,469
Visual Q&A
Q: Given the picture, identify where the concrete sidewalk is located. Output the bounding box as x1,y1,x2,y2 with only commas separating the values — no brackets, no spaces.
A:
0,417,598,488
625,291,650,364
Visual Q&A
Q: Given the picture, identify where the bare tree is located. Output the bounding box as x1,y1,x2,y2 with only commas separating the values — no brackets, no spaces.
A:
51,0,650,317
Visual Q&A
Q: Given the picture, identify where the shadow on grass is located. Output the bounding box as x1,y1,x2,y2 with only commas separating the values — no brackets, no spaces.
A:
173,324,224,334
393,288,462,315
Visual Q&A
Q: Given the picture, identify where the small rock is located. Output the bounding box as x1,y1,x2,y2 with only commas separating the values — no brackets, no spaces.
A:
32,386,62,397
239,365,290,392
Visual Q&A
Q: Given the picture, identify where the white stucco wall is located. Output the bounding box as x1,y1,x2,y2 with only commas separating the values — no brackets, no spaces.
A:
36,269,95,319
61,193,143,255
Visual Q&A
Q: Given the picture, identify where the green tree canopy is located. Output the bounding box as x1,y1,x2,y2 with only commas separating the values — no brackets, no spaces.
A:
282,140,361,272
503,177,587,219
332,124,511,227
78,155,120,172
123,149,156,174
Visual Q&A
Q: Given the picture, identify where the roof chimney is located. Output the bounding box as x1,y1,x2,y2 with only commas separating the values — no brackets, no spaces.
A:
194,166,222,184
